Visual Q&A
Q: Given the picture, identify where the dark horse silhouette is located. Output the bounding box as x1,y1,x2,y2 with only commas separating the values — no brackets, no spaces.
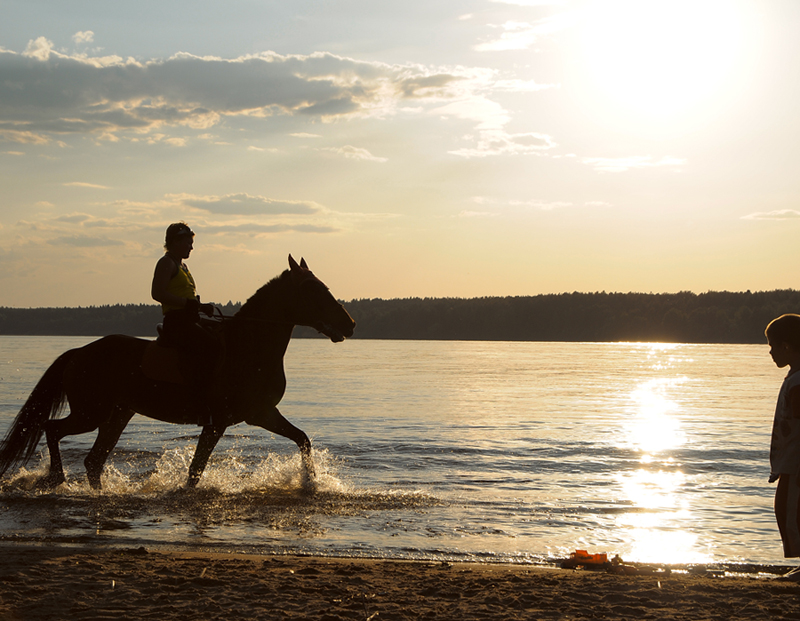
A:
0,255,355,490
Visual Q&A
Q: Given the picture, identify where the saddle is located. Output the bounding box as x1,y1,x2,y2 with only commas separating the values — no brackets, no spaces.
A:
140,320,223,385
140,325,188,384
141,340,186,384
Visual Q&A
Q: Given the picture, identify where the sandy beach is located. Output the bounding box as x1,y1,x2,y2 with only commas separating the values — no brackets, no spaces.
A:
0,546,797,620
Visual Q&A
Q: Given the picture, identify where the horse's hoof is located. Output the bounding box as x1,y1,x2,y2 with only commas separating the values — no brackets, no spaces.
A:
300,456,317,492
37,472,66,490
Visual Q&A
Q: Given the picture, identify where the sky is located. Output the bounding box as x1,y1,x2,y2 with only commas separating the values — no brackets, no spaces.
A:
1,0,799,307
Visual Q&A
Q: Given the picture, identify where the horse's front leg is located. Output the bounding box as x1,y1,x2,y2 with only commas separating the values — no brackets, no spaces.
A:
186,425,226,488
245,406,315,484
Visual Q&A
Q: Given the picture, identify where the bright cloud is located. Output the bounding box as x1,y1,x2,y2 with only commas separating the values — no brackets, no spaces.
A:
471,197,572,212
742,209,800,221
493,78,559,92
320,145,388,162
475,15,573,51
489,0,564,5
179,193,322,215
582,156,686,173
63,182,110,189
450,130,556,158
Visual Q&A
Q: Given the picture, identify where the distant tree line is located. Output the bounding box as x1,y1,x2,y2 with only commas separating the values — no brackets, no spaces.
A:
344,290,800,343
1,290,800,343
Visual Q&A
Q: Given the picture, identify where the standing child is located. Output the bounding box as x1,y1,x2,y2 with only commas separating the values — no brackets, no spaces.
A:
765,313,800,581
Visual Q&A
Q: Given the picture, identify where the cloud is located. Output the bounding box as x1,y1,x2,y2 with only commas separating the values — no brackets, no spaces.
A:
493,78,559,92
55,213,94,224
22,36,54,61
489,0,564,5
48,234,124,247
433,96,510,131
73,31,95,45
516,199,571,210
179,193,322,215
450,129,556,158
459,210,498,218
201,222,338,234
0,39,556,161
0,129,49,144
320,145,388,162
63,181,110,189
0,41,500,142
741,209,800,221
471,196,572,212
582,155,686,173
475,15,573,52
399,74,464,98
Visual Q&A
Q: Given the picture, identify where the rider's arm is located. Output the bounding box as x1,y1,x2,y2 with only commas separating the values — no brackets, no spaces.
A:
151,256,190,309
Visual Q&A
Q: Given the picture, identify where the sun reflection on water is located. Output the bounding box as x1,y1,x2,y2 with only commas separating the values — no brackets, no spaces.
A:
628,378,686,454
616,362,711,565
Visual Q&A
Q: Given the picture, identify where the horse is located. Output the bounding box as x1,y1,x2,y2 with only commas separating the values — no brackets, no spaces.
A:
0,255,355,490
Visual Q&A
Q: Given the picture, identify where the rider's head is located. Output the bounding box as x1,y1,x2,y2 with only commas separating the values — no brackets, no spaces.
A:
164,222,194,251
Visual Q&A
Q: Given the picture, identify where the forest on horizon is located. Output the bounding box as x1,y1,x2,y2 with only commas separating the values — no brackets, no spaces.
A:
1,289,799,344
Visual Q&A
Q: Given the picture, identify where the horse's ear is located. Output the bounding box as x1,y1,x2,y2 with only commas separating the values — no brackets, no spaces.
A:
300,257,308,269
288,254,300,271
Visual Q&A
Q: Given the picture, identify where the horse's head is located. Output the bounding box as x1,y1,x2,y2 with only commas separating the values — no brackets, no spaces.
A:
287,255,355,342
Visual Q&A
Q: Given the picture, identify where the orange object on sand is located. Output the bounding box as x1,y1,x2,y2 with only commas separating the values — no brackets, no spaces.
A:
569,550,608,565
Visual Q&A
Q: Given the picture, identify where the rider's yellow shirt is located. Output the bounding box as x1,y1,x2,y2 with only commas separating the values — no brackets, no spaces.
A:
162,263,197,314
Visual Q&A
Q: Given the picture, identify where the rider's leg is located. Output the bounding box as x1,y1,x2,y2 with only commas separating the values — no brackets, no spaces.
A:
163,310,220,426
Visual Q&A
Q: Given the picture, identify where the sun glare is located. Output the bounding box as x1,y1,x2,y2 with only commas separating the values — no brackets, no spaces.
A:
628,378,685,454
576,0,749,121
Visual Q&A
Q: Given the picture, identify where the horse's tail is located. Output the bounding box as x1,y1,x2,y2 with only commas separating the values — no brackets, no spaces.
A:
0,349,75,478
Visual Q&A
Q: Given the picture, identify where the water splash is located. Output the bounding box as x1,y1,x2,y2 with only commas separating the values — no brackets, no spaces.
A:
0,445,441,549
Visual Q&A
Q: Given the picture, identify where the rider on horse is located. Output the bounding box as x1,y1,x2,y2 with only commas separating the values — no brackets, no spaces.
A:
151,222,219,426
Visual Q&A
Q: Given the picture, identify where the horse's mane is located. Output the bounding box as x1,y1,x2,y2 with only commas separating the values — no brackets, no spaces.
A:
236,269,292,319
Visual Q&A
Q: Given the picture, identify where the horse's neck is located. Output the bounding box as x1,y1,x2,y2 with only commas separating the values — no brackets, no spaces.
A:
236,273,291,324
229,287,295,366
217,325,289,388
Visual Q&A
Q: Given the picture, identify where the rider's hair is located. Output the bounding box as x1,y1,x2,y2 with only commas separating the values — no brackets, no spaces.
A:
766,314,800,350
164,222,194,251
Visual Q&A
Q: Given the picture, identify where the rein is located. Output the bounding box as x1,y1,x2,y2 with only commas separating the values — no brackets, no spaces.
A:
211,307,341,340
212,308,290,325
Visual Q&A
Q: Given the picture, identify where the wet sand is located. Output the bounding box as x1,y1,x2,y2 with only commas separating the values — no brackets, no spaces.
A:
0,545,798,620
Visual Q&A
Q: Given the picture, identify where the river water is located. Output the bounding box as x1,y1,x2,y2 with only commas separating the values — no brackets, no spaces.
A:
0,336,790,570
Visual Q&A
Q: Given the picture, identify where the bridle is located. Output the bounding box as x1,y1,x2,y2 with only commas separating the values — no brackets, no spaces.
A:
210,306,345,341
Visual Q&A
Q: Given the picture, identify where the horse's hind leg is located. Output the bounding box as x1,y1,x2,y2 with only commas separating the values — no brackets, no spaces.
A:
84,406,135,490
43,407,106,488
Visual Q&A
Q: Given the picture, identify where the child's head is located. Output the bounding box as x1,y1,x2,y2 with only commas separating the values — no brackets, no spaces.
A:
766,315,800,368
766,314,800,350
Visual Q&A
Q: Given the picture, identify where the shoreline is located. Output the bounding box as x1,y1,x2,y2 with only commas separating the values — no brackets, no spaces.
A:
1,545,798,620
2,538,795,577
